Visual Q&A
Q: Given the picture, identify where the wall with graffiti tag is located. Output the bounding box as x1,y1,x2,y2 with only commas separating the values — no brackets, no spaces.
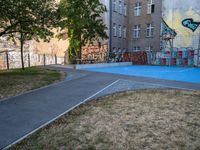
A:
162,0,200,49
82,43,108,63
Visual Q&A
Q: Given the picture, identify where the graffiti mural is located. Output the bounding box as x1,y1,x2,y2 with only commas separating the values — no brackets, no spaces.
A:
0,51,64,70
182,18,200,32
162,0,200,48
123,51,148,65
82,43,108,63
161,19,177,38
161,18,177,49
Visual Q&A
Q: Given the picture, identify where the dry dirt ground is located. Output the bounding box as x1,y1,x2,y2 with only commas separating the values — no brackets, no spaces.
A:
9,90,200,150
0,67,65,100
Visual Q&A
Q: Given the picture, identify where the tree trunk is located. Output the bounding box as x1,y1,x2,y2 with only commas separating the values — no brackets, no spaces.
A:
20,32,25,70
78,34,82,60
78,43,82,60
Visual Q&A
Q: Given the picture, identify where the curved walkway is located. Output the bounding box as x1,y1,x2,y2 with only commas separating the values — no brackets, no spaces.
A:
0,65,200,149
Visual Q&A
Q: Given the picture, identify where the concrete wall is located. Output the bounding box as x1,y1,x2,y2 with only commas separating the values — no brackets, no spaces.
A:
0,51,64,70
76,62,132,69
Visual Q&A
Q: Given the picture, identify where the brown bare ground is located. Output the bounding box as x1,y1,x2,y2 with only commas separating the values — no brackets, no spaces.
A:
10,90,200,150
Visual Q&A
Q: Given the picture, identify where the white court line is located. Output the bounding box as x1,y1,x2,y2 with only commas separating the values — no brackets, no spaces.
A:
3,79,120,150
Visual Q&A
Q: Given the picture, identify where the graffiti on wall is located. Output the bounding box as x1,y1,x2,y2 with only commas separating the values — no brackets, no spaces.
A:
161,19,177,49
162,0,200,48
0,51,64,70
82,43,108,62
123,51,148,65
182,18,200,32
161,19,177,38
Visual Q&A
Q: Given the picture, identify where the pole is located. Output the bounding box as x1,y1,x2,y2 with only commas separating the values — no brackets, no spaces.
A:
55,54,57,65
6,51,9,70
108,0,112,63
28,53,30,67
197,28,200,67
43,54,46,66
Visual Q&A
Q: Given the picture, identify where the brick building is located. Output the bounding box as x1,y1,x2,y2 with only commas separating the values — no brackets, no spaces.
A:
110,0,162,52
84,0,163,62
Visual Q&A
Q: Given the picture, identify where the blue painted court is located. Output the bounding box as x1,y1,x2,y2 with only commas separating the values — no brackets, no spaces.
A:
82,65,200,84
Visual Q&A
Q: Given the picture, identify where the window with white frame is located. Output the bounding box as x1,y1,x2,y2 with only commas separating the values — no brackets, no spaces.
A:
134,2,141,16
118,25,122,37
145,46,153,51
147,0,155,14
133,46,140,51
123,26,127,38
133,25,141,38
113,23,117,36
119,1,122,14
113,0,117,12
146,23,154,37
124,4,127,16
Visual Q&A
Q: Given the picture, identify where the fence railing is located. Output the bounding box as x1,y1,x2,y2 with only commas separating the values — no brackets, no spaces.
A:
0,51,65,70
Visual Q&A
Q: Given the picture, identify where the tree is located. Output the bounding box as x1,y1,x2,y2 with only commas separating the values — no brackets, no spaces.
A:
58,0,108,63
0,0,58,69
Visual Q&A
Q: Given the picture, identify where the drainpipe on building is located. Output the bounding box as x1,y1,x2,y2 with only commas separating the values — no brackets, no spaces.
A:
107,0,112,63
198,29,200,67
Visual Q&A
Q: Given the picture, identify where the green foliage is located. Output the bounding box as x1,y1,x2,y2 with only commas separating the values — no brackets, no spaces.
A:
0,0,58,40
58,0,108,61
0,0,58,69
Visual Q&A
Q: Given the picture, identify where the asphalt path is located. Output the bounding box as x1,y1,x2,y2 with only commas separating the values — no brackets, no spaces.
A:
0,66,200,149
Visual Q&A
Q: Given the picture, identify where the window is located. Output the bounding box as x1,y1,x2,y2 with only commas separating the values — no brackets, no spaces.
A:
133,25,141,38
146,23,154,37
145,46,153,51
134,2,141,16
133,46,140,51
113,23,117,36
123,26,127,38
147,0,155,14
113,0,117,12
124,4,127,16
119,1,122,14
118,25,122,37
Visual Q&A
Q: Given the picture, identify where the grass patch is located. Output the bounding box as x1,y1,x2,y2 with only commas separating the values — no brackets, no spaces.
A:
0,67,65,100
9,90,200,150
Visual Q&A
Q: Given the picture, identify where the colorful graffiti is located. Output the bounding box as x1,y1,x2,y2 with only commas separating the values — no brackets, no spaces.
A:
161,19,177,38
162,0,200,48
155,48,195,66
182,18,200,32
82,43,108,63
0,51,64,70
123,51,148,65
109,53,123,62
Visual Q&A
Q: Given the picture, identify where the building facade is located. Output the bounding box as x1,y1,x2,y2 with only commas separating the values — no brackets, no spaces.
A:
106,0,162,62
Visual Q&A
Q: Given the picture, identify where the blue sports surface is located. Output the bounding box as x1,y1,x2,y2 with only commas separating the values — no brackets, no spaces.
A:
82,65,200,84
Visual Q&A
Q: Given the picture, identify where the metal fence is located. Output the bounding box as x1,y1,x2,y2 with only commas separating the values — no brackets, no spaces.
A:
0,51,65,70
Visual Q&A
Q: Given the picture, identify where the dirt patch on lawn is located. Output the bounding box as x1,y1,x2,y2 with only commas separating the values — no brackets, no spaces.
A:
10,90,200,150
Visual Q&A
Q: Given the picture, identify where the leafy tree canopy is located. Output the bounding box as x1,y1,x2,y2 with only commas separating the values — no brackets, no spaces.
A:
0,0,58,40
59,0,108,61
0,0,58,69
